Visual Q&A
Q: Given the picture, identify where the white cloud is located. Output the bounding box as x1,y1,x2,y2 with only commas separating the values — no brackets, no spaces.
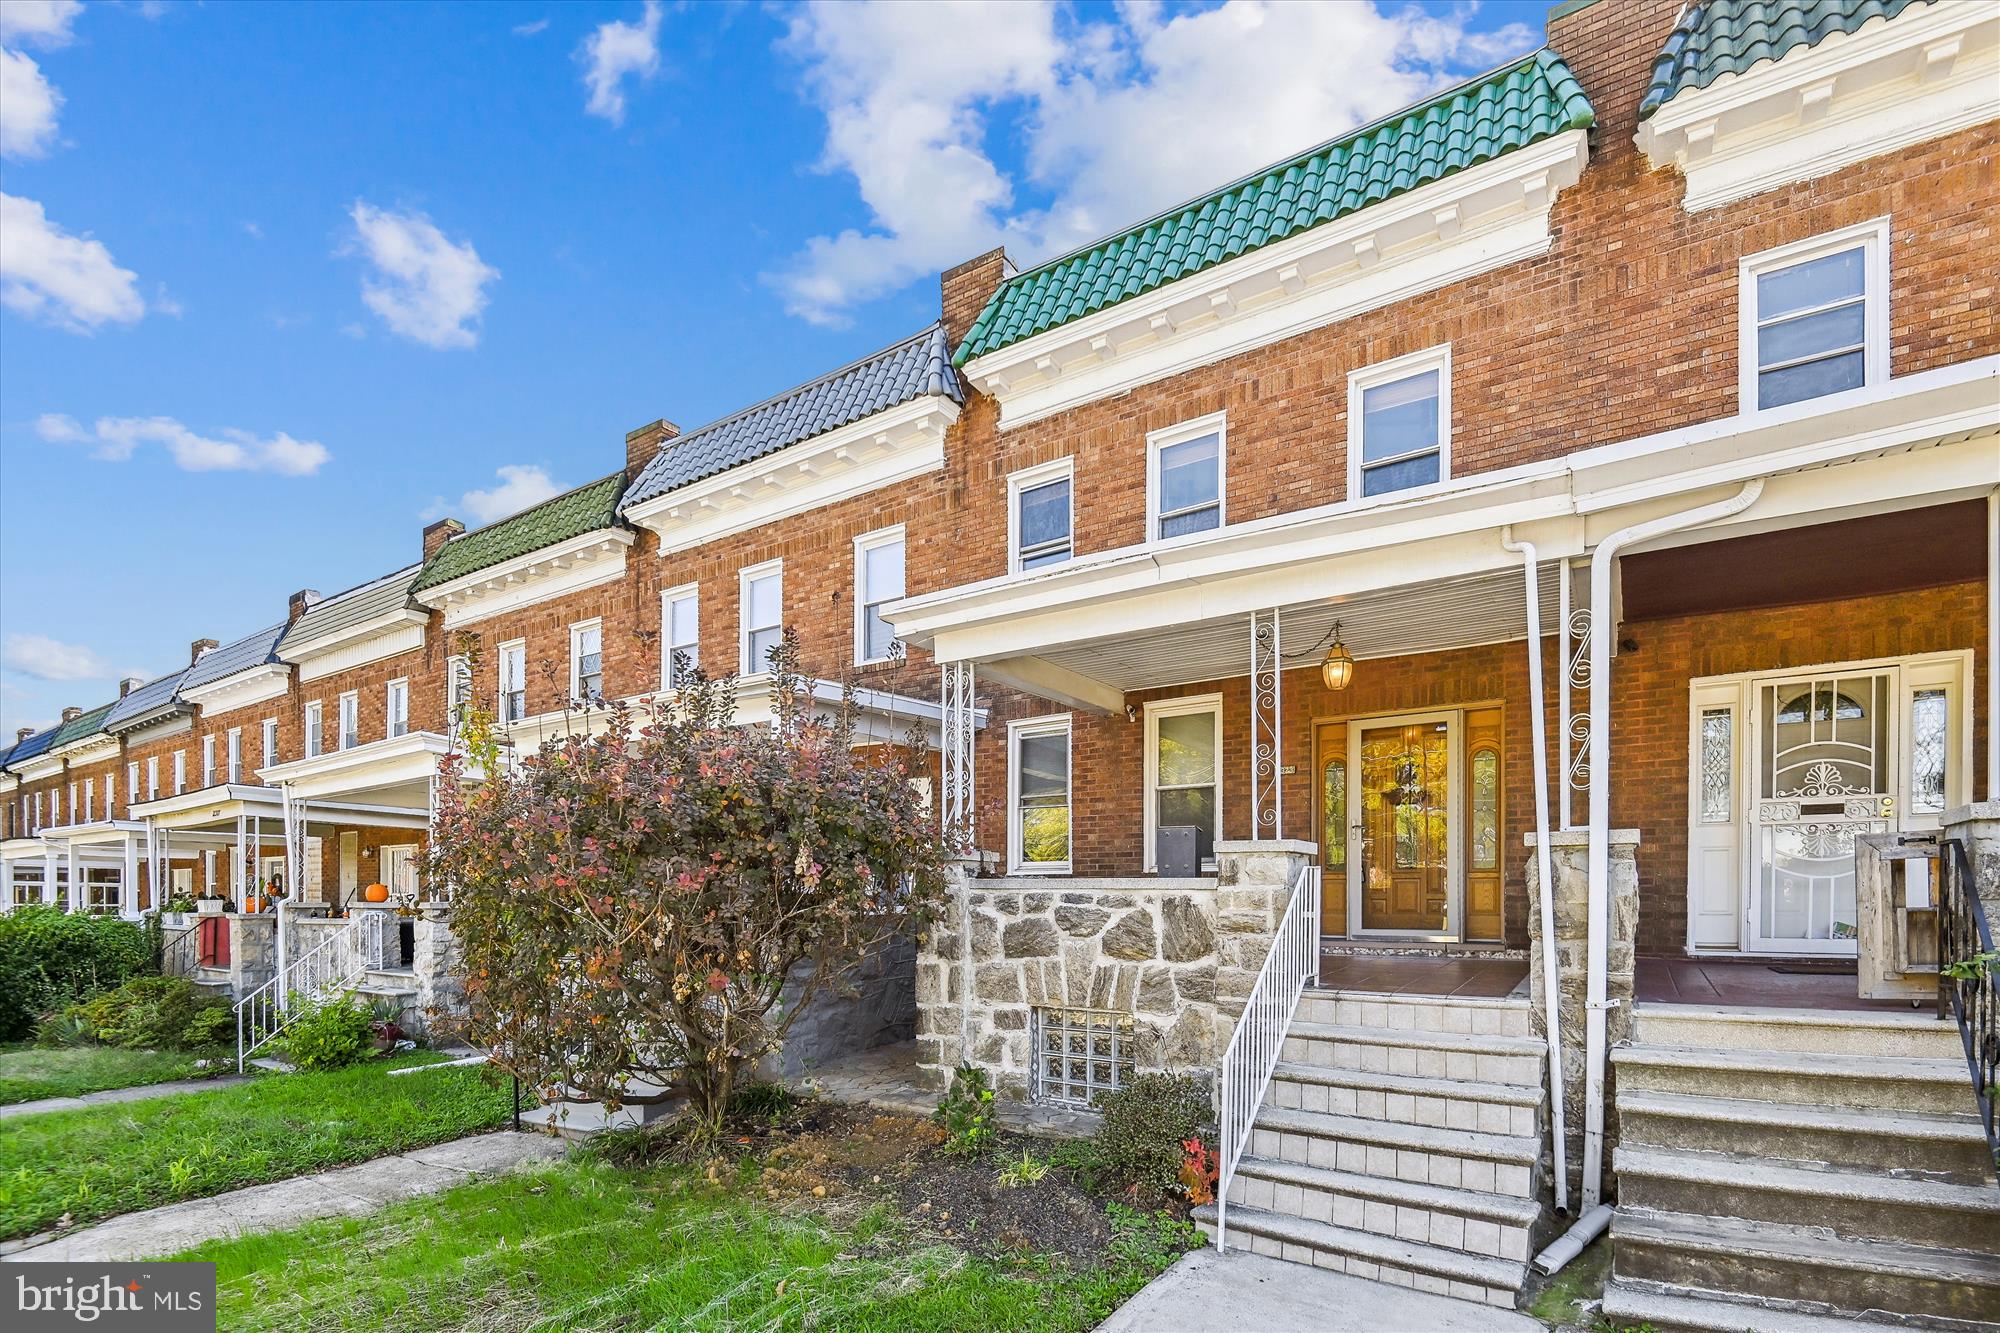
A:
3,633,112,682
579,0,662,125
0,47,62,158
0,193,146,331
36,412,332,475
345,202,498,349
770,0,1536,325
513,17,550,37
0,1,82,48
430,464,564,524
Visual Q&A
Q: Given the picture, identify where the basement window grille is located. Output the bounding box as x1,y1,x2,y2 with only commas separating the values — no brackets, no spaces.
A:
1032,1007,1134,1108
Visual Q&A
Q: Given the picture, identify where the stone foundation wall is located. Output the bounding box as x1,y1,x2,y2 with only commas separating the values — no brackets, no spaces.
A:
763,935,917,1080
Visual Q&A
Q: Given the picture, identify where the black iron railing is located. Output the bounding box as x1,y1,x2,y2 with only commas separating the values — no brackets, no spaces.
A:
159,919,202,978
1937,836,1998,1179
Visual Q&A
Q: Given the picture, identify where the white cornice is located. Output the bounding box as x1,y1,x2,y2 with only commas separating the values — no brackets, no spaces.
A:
179,662,293,718
52,734,119,766
959,130,1589,429
1636,2,2000,211
416,529,636,629
281,608,428,674
623,397,959,554
13,756,64,782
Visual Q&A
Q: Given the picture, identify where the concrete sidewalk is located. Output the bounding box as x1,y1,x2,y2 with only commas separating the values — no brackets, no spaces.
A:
3,1131,566,1264
1096,1249,1544,1333
0,1074,248,1121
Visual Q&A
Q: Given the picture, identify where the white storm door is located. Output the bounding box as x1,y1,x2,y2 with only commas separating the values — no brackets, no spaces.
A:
1687,682,1744,949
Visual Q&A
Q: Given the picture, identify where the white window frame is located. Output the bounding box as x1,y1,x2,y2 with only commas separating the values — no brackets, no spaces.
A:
854,525,907,665
446,654,469,733
739,560,784,676
201,736,216,787
660,583,700,689
146,756,159,800
172,750,186,794
1007,456,1074,575
124,762,137,814
497,641,527,725
1142,694,1224,873
337,691,359,751
569,619,605,703
33,792,43,833
84,777,95,822
262,718,278,770
1737,217,1890,415
1006,713,1073,876
386,679,409,739
304,702,324,759
1146,412,1227,544
227,727,242,783
1346,343,1451,504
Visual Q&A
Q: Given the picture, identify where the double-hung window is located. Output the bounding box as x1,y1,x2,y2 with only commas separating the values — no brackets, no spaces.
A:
1149,415,1224,540
498,643,527,724
740,562,783,674
446,655,469,735
304,703,324,759
1145,697,1221,870
1349,345,1449,499
84,778,95,822
106,772,116,817
855,528,905,664
262,718,278,770
226,727,242,783
125,762,137,815
570,622,604,703
1009,458,1073,572
201,737,216,787
337,692,359,750
1008,716,1072,874
661,585,699,688
172,750,186,794
1740,219,1888,412
146,756,159,800
386,680,409,738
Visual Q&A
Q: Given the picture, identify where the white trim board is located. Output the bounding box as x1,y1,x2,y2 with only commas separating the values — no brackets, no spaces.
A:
417,530,635,629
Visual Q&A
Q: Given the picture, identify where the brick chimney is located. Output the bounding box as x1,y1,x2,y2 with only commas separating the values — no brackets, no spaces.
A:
189,638,218,665
16,727,32,744
422,518,464,563
288,588,322,622
940,247,1014,353
624,419,681,484
119,676,144,698
61,706,83,723
1546,0,1685,143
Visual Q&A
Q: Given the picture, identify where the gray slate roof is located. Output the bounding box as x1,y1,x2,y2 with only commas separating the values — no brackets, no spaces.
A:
181,623,286,691
621,323,961,510
280,564,422,654
105,668,192,733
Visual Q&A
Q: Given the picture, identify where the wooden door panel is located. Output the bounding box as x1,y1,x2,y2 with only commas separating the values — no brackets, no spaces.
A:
1358,721,1448,932
1464,706,1504,941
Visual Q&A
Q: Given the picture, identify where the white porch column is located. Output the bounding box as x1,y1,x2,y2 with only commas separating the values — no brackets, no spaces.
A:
940,661,976,852
41,844,56,906
234,814,247,901
122,833,139,918
68,840,82,913
1249,609,1283,840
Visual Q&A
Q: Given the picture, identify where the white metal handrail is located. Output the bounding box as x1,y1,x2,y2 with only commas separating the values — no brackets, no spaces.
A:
236,911,370,1071
1215,860,1321,1253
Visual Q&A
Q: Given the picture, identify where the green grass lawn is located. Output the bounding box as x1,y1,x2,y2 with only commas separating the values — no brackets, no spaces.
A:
178,1157,1195,1332
0,1055,511,1239
0,1045,219,1106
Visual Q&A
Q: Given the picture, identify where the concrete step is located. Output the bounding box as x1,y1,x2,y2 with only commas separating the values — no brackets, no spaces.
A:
1268,1061,1542,1137
1228,1154,1538,1262
1193,1202,1524,1308
1281,1021,1544,1088
1613,1208,2000,1328
1611,1043,1972,1113
1631,1003,1964,1060
1601,1278,1958,1333
1296,991,1534,1038
1253,1105,1539,1199
1615,1145,2000,1251
1619,1088,1995,1183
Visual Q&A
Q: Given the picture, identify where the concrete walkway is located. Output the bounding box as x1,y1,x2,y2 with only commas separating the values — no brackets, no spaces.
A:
3,1131,566,1264
1096,1249,1544,1333
0,1075,248,1122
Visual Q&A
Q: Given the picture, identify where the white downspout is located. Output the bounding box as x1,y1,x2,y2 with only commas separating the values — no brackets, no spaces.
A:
1558,559,1574,830
1987,490,1997,802
1501,527,1569,1216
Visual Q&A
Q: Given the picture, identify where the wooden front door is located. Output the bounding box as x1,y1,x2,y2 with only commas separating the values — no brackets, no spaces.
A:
1354,716,1453,934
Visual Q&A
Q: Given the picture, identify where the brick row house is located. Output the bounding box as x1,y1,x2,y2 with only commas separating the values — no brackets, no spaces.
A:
2,0,1996,1323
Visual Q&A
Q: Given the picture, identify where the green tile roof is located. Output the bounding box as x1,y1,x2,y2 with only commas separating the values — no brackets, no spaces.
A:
954,49,1594,365
413,473,628,592
50,701,115,750
1639,0,1926,119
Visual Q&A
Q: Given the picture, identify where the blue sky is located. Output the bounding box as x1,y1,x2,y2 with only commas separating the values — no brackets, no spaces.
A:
0,0,1545,738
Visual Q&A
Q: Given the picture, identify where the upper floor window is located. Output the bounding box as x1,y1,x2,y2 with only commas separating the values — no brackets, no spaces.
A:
201,737,216,787
172,750,186,793
33,792,43,832
661,585,699,688
304,703,324,759
1349,345,1449,500
262,718,278,770
84,778,95,822
1149,415,1224,540
1009,457,1073,573
337,692,359,751
446,655,469,734
570,621,604,703
226,728,242,783
740,562,782,674
855,527,905,664
386,680,409,739
1741,219,1888,412
125,762,137,814
498,642,527,724
146,756,159,800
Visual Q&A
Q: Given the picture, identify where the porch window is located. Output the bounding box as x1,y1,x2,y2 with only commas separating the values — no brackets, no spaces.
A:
1009,716,1071,873
386,680,409,739
1032,1007,1134,1108
263,718,278,770
1741,219,1887,412
570,622,604,704
855,527,905,664
1009,458,1073,572
1146,697,1220,870
498,643,526,725
1149,415,1224,540
741,563,783,674
305,703,324,758
662,586,699,687
337,692,359,751
227,728,242,783
202,737,216,787
1349,345,1449,499
86,867,120,915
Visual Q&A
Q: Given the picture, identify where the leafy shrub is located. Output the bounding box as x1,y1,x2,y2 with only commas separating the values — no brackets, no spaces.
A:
31,1009,94,1049
0,907,155,1041
68,976,232,1051
1093,1074,1213,1194
276,993,376,1071
178,1005,237,1050
934,1063,997,1157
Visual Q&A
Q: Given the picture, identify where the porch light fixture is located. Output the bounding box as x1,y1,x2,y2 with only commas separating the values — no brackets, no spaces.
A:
1320,621,1355,691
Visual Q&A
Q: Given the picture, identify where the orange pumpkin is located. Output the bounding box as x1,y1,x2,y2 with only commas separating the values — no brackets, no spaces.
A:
243,897,262,914
362,882,390,903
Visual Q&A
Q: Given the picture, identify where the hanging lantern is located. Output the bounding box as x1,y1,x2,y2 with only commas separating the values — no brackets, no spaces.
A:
1321,621,1355,691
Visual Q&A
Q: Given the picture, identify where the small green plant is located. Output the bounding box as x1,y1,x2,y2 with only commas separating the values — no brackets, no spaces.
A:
1943,948,1999,982
65,975,232,1051
178,1005,236,1050
31,1009,95,1049
730,1081,802,1125
167,1157,197,1192
275,993,376,1072
933,1063,997,1157
995,1151,1048,1189
1092,1074,1213,1195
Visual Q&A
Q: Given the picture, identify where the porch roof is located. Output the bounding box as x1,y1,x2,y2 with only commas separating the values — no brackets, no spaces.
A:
259,731,458,810
130,782,426,832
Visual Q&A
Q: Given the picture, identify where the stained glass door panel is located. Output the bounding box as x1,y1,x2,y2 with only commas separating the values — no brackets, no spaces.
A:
1356,720,1451,932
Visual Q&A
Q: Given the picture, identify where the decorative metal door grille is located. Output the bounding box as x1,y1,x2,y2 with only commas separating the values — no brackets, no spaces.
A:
1755,673,1890,944
1031,1007,1134,1108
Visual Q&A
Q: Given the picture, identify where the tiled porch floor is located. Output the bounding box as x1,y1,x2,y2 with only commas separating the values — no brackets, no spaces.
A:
1315,952,1529,998
1635,956,1921,1013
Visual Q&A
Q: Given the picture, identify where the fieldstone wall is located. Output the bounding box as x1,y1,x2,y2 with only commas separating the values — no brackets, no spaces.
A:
224,913,277,1000
762,935,918,1079
1943,801,2000,924
413,905,466,1042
